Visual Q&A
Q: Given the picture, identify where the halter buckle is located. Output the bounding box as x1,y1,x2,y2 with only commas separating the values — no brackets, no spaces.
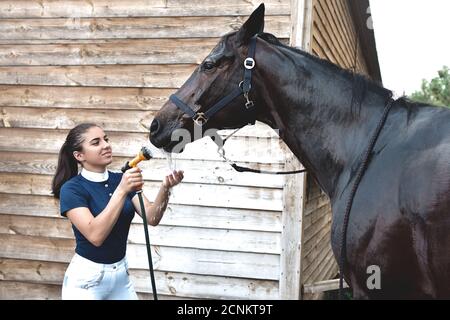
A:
244,58,255,70
193,112,208,126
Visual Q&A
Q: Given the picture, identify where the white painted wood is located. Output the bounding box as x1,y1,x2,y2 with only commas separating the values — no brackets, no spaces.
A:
0,234,280,280
0,107,280,138
0,193,282,232
0,150,285,188
0,213,281,254
278,146,307,299
0,128,286,164
0,172,284,211
0,257,279,299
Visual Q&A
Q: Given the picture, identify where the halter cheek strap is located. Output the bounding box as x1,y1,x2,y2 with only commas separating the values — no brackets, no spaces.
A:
169,36,258,127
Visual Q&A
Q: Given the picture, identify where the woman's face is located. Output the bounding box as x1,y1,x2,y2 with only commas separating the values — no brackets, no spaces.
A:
73,126,113,169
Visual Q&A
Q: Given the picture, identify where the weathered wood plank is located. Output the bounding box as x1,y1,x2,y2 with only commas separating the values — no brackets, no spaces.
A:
0,281,62,300
0,214,281,254
302,211,332,243
0,128,286,163
322,0,354,67
303,278,348,294
0,107,280,138
0,106,155,132
304,247,336,285
0,65,197,88
302,221,331,260
0,258,279,299
314,0,351,68
316,254,339,285
0,16,290,40
0,85,173,111
302,224,332,269
0,280,183,300
0,39,218,66
0,234,280,280
0,193,282,232
311,25,337,65
313,6,344,67
0,172,284,211
0,0,290,18
0,151,285,188
334,0,368,74
303,203,331,229
304,195,330,215
302,242,334,284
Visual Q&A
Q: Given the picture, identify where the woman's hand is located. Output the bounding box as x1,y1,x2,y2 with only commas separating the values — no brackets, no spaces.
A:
118,167,144,194
163,170,184,189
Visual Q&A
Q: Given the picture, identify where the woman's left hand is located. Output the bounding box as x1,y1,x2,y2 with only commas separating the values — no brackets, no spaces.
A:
163,170,184,189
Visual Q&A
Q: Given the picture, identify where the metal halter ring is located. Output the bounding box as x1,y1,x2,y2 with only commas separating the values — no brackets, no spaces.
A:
193,112,208,126
239,81,251,91
244,57,255,70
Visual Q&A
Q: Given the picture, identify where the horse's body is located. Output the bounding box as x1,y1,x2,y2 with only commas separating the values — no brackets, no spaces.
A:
150,4,450,298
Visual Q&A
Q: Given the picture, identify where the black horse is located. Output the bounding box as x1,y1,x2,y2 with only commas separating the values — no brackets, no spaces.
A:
149,4,450,299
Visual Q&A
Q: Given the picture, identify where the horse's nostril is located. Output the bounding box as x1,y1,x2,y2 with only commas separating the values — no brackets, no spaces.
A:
150,119,160,135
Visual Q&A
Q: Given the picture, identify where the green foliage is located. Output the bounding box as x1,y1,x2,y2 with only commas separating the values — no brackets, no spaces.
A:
410,66,450,107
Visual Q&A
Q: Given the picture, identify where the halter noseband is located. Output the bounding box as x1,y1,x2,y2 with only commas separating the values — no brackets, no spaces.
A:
169,36,258,127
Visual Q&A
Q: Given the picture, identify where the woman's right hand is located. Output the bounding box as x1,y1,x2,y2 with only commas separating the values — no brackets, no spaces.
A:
118,167,144,194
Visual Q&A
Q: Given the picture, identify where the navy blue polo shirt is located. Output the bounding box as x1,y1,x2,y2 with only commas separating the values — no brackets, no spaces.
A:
60,171,137,264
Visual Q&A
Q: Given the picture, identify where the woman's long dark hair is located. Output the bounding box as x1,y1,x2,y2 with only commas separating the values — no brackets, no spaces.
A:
52,123,98,198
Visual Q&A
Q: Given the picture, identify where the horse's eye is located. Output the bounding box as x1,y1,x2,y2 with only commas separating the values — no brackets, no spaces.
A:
203,61,215,71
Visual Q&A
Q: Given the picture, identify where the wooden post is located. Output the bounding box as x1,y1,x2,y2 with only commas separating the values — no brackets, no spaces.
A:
290,0,313,51
278,0,314,300
279,149,306,299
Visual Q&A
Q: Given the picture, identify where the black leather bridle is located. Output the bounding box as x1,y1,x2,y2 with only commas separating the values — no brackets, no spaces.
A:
169,36,258,127
168,35,307,176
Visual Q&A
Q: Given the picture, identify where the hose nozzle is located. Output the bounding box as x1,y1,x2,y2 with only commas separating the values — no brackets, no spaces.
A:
121,146,153,172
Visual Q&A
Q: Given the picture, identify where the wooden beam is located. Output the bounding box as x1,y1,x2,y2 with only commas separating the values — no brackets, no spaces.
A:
303,279,349,294
279,144,306,299
278,0,312,300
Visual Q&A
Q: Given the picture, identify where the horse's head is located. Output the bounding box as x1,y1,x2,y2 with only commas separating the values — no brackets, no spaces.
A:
150,4,266,152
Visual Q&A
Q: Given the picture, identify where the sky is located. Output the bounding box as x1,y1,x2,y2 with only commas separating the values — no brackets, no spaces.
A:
369,0,450,96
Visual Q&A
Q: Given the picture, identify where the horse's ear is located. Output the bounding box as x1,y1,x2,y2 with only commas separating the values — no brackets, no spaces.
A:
236,3,265,46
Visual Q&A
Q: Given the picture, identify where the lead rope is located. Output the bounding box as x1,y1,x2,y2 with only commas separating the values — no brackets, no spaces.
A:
216,128,306,175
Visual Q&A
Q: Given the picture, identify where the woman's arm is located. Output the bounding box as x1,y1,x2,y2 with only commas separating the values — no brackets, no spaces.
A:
66,167,143,247
132,170,184,226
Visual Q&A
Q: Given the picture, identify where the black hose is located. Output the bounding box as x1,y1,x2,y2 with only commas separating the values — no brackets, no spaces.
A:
137,190,158,300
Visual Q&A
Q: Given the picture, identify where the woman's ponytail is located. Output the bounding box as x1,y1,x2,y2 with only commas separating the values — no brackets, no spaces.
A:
52,123,98,198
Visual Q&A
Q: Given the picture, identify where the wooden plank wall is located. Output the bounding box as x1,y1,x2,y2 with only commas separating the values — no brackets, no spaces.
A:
311,0,369,73
0,0,294,300
301,0,373,299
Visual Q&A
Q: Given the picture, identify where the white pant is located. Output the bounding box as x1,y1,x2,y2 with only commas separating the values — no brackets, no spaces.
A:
62,253,138,300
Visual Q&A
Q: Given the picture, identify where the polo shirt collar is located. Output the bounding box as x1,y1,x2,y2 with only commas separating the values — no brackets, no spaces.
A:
81,168,109,182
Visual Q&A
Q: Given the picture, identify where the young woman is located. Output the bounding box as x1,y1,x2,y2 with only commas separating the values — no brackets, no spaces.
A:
52,123,184,300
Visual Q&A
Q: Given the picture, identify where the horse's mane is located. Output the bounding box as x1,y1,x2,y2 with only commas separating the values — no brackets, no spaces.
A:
258,32,394,111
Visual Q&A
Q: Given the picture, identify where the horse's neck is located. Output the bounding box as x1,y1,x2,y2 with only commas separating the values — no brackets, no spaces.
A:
255,44,388,199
